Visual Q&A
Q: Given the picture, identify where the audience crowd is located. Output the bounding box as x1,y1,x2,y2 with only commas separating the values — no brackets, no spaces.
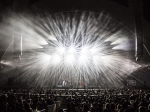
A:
0,88,150,112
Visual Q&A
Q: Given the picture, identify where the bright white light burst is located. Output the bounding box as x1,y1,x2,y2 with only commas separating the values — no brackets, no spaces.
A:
51,54,61,64
0,11,141,87
68,46,76,54
65,54,75,64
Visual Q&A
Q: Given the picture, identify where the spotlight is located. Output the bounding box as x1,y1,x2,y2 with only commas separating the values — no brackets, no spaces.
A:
65,54,75,64
51,54,61,64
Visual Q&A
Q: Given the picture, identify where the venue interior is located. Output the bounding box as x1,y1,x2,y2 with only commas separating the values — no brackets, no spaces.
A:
0,0,150,112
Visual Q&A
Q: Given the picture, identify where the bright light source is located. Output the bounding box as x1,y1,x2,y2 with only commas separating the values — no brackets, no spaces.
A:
0,61,12,66
56,47,65,54
68,46,76,54
51,54,61,64
40,54,51,67
65,54,75,64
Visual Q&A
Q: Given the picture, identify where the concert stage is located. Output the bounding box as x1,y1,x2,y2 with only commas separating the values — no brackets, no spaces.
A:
0,85,112,90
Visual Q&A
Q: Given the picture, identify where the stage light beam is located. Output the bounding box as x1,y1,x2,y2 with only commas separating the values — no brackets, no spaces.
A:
1,11,142,87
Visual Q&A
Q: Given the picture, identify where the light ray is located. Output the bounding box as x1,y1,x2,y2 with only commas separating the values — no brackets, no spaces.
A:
0,11,142,87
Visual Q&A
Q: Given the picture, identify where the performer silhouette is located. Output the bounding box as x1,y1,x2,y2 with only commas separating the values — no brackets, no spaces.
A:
62,78,68,87
78,78,85,87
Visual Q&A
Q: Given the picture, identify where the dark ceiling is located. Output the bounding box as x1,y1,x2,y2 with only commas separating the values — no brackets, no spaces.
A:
0,0,150,22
